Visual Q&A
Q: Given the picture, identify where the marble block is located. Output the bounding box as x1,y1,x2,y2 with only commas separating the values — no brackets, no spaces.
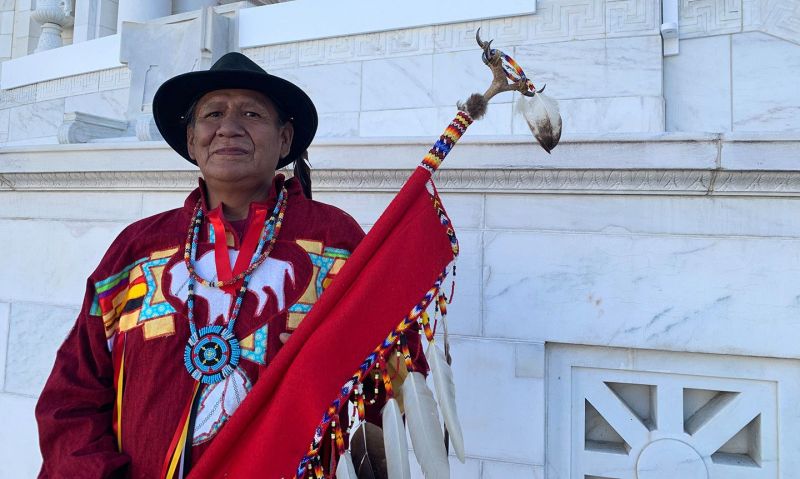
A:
483,230,800,360
58,111,128,144
514,35,663,99
446,337,545,462
733,32,800,132
5,302,78,396
512,95,665,134
0,219,127,305
0,107,9,143
0,11,13,35
483,461,544,478
362,55,434,110
432,50,514,108
485,194,800,239
0,302,8,390
0,191,143,222
141,192,194,218
665,35,732,132
359,107,439,136
269,62,361,114
409,456,481,479
64,88,129,120
317,111,359,138
8,99,65,141
441,102,512,136
0,32,12,58
0,394,41,479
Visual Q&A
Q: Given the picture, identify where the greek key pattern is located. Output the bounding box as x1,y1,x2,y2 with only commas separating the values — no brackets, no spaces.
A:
679,0,743,38
749,0,800,44
244,0,665,69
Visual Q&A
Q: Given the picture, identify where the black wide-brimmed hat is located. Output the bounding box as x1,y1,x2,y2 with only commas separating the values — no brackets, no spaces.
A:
153,52,317,170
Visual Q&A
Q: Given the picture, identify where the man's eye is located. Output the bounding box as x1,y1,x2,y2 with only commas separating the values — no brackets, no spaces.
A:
244,111,262,118
204,111,222,118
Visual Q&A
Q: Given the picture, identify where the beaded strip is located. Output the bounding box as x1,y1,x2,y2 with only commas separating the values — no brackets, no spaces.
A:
294,270,449,479
183,187,288,364
481,49,538,96
421,111,473,173
183,186,289,289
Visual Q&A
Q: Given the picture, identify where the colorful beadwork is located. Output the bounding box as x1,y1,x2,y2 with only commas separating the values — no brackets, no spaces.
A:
295,271,449,479
184,324,241,384
421,111,473,173
481,48,538,96
182,186,289,385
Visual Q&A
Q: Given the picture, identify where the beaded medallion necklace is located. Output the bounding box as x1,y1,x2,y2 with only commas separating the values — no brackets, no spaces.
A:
182,186,288,384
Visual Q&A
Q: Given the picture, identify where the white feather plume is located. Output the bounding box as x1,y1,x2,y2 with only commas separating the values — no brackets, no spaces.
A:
382,398,412,479
402,371,450,478
336,451,358,479
427,343,465,463
517,92,562,153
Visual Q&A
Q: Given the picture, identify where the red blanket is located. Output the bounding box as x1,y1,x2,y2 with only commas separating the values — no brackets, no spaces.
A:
189,166,456,478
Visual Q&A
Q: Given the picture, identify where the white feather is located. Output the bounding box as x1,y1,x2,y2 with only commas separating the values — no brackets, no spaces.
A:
336,451,358,479
382,398,412,479
402,371,450,478
517,93,562,153
426,343,465,463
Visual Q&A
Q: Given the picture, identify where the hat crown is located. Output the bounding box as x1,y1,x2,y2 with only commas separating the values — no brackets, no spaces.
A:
209,52,267,75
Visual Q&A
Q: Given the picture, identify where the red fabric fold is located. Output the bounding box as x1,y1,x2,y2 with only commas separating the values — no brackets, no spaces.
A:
188,167,455,479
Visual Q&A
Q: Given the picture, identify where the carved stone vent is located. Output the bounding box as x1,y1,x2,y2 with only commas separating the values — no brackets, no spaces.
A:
546,344,796,478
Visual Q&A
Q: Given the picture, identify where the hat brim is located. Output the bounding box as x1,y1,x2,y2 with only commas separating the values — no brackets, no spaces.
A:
153,69,317,170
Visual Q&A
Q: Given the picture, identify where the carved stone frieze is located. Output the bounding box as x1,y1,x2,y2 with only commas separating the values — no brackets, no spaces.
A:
679,0,743,38
4,168,800,197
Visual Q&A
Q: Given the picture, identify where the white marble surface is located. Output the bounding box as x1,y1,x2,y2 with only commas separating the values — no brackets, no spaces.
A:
0,393,40,478
665,35,731,133
0,191,144,221
362,55,434,110
317,111,360,138
270,62,361,114
483,230,800,359
0,219,126,306
513,95,665,134
0,302,8,391
5,302,78,396
448,337,545,463
359,107,439,137
486,195,800,238
409,456,481,479
514,35,663,99
7,98,64,141
733,31,800,132
432,50,514,107
483,461,544,478
442,103,513,136
64,88,129,120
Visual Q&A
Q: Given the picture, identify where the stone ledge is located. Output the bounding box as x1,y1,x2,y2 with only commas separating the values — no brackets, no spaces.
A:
0,134,799,195
5,168,800,197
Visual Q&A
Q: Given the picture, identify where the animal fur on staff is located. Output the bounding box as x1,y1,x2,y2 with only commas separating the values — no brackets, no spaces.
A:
188,30,559,479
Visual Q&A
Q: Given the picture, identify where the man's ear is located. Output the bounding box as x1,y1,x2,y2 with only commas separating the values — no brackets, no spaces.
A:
279,122,294,159
186,126,196,161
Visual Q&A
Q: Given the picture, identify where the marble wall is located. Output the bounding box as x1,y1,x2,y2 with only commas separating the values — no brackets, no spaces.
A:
1,0,800,478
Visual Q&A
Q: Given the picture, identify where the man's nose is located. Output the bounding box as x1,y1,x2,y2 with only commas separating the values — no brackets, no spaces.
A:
216,114,245,136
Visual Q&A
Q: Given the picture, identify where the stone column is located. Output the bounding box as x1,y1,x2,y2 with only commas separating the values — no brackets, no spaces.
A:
117,0,172,32
32,0,74,52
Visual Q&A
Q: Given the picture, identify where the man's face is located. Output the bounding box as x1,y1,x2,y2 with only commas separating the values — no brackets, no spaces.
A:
187,89,294,188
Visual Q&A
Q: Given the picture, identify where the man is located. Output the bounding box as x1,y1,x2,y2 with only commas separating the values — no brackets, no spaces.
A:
36,52,419,478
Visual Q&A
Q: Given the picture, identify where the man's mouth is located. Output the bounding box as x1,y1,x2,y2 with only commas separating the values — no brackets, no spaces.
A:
213,147,249,155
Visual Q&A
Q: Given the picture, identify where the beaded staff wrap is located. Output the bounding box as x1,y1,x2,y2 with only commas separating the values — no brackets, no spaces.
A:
421,110,473,173
294,112,469,478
